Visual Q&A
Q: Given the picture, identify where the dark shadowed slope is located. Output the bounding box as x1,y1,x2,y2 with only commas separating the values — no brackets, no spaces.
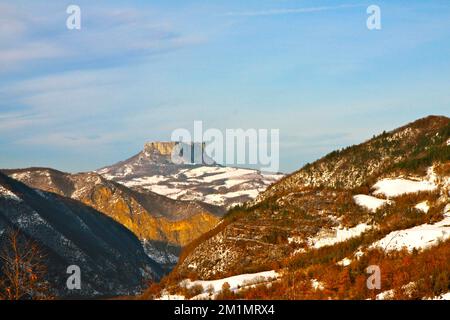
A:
0,172,162,298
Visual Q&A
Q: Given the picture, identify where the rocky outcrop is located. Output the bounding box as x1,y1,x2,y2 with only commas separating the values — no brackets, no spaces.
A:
144,142,179,156
141,141,215,165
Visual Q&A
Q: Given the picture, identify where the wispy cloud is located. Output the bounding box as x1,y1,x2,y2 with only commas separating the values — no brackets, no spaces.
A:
0,112,46,132
0,3,206,74
224,4,362,17
0,42,66,71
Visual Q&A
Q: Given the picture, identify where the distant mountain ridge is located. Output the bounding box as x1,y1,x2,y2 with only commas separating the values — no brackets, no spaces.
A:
259,115,450,201
2,167,225,268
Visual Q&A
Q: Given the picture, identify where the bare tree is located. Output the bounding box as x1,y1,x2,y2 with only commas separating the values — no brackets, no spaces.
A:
0,230,52,300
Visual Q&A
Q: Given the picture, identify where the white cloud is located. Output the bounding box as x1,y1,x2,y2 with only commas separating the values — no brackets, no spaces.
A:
14,131,126,148
0,3,206,73
0,112,47,132
0,42,66,70
224,4,361,17
0,4,27,39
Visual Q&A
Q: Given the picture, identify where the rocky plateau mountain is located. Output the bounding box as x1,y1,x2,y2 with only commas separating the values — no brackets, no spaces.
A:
97,141,284,208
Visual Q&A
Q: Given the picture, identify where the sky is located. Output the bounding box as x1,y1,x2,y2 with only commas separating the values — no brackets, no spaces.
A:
0,0,449,173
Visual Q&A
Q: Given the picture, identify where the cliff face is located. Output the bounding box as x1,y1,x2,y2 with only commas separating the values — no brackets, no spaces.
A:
144,142,179,156
142,141,214,165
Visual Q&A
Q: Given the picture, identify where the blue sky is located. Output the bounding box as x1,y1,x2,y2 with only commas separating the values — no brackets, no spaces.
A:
0,0,449,173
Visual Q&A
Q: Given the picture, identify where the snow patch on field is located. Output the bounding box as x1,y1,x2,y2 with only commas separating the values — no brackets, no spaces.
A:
124,175,168,187
415,201,430,213
375,282,416,300
183,270,279,294
185,271,279,299
182,166,225,178
158,271,280,300
337,257,352,267
199,168,256,183
353,195,390,212
309,223,370,249
370,209,450,252
311,279,324,290
376,289,395,300
373,178,436,198
427,292,450,300
157,294,185,300
145,185,183,197
203,189,260,206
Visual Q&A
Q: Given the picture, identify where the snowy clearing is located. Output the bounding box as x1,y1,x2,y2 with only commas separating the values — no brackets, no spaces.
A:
182,270,279,294
376,289,394,300
414,201,430,213
427,292,450,300
159,270,280,300
311,279,324,290
373,178,436,198
370,210,450,252
309,223,370,249
353,194,390,212
157,294,185,300
376,282,416,300
337,257,352,267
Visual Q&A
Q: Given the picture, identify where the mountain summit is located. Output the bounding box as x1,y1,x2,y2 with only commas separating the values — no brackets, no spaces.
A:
142,141,216,165
97,141,284,208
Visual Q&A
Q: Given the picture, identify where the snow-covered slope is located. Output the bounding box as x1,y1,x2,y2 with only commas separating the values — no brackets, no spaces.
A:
158,270,279,300
97,142,284,208
353,194,390,212
308,223,371,249
373,178,437,198
370,204,450,252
